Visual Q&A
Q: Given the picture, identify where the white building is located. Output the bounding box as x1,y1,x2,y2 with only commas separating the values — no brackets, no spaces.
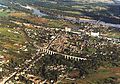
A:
65,27,71,32
91,32,100,37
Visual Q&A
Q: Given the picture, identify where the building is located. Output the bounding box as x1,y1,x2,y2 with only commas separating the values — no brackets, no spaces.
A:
65,27,71,32
91,32,100,37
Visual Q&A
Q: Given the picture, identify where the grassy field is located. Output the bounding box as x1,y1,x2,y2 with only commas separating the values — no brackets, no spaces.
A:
0,9,9,17
106,32,120,39
61,67,120,84
0,11,8,17
0,28,26,57
63,11,82,15
0,28,25,43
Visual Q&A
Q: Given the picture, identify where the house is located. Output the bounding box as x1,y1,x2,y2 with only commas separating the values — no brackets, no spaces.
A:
0,67,2,72
65,27,71,32
0,55,6,64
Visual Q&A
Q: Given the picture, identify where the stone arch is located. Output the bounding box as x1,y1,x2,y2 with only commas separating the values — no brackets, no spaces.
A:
68,56,71,60
46,50,49,54
66,55,70,60
76,58,79,61
44,49,47,52
64,55,67,59
43,49,45,52
74,57,77,61
52,51,55,55
49,51,52,55
70,56,73,60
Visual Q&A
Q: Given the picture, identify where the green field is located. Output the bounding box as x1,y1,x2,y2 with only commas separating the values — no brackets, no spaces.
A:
0,28,25,43
0,9,10,17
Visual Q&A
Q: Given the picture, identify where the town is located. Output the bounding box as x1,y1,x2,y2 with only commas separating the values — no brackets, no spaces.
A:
0,0,120,84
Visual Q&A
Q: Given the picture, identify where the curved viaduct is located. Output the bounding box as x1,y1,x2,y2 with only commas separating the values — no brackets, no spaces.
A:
36,46,87,61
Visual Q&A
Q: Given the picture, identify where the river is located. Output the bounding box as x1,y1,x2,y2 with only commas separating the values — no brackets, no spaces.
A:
18,3,120,28
16,3,47,17
113,0,120,4
0,3,120,28
0,3,8,8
